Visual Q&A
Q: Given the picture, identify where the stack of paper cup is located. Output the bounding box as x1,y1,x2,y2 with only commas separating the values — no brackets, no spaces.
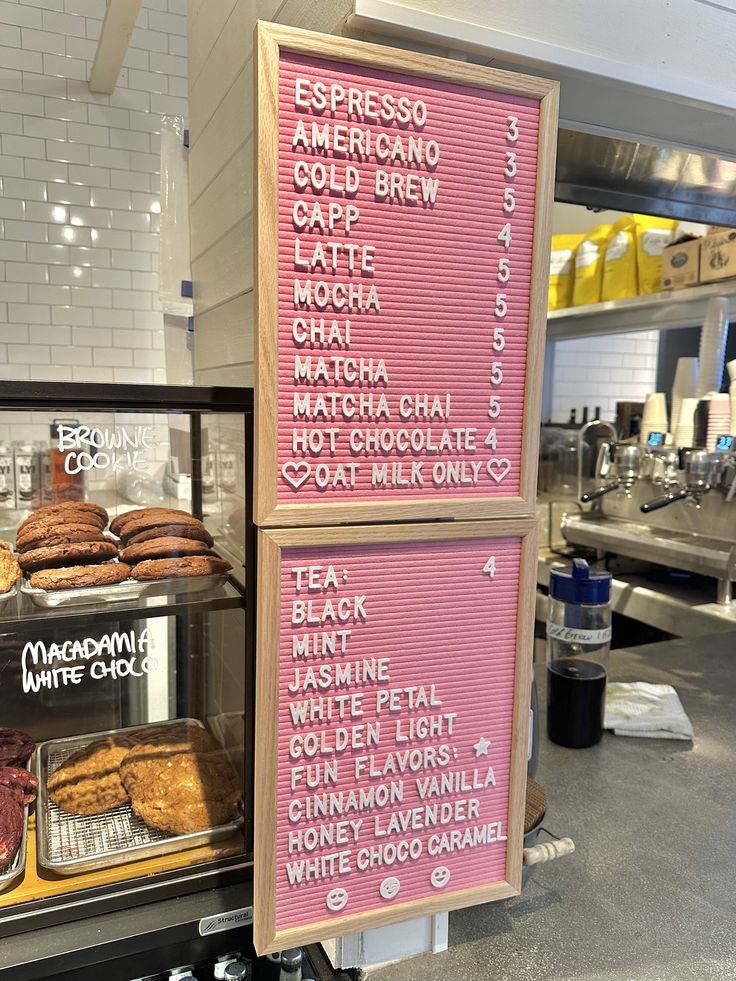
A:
706,394,731,450
696,297,729,397
674,397,699,447
728,360,736,435
641,392,668,442
670,357,699,440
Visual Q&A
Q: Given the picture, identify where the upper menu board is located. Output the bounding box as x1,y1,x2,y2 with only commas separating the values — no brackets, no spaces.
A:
254,519,536,952
255,24,558,526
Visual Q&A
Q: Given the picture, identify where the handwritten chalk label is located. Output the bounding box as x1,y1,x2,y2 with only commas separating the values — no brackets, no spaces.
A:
22,628,158,693
57,424,156,474
272,54,541,506
272,535,521,934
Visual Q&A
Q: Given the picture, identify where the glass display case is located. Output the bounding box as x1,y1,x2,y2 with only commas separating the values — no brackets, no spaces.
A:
0,381,257,980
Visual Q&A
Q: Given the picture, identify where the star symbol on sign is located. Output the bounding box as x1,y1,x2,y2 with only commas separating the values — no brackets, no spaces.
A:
473,736,491,757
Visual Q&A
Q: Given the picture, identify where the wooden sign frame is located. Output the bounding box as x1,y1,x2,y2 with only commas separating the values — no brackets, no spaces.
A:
254,518,536,953
254,22,559,527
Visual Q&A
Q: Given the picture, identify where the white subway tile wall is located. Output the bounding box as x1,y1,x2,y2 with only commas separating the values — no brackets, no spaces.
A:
549,330,660,423
0,0,187,385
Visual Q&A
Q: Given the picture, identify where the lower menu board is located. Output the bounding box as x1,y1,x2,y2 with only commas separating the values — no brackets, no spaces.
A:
254,519,535,952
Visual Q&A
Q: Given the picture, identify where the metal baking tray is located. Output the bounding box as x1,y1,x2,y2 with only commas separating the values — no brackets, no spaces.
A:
20,572,228,609
0,807,28,893
0,581,17,611
35,719,244,875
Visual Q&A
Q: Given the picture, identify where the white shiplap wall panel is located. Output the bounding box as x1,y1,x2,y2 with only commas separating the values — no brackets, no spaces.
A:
193,291,253,369
188,0,280,137
190,213,253,314
188,0,353,385
195,363,254,386
188,62,252,202
188,0,240,85
189,138,252,262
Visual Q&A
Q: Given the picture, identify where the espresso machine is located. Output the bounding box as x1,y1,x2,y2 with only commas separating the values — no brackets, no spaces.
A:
562,436,736,605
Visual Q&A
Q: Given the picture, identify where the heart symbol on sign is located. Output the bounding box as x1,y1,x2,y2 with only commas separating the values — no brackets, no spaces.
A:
281,461,311,490
487,458,512,483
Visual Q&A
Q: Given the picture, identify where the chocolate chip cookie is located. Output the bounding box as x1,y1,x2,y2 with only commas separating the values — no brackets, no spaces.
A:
110,507,191,538
131,556,231,581
18,502,108,533
18,511,107,538
124,523,214,547
120,536,213,564
29,563,132,591
120,512,205,544
48,737,133,815
16,522,107,553
19,540,118,573
120,727,240,835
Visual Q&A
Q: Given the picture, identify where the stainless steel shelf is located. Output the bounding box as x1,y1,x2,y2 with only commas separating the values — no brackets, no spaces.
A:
0,577,245,635
537,549,736,637
561,512,736,581
547,281,736,340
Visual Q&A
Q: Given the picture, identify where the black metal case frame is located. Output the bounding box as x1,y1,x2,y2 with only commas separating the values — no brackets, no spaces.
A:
0,383,256,957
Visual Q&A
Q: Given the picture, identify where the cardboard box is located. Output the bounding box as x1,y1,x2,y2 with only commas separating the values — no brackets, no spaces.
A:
700,229,736,283
662,239,701,290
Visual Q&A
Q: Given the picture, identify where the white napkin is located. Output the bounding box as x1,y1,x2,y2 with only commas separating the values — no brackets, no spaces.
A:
604,682,694,741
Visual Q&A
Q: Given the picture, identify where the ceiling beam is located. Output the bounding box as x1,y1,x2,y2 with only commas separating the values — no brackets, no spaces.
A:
89,0,144,94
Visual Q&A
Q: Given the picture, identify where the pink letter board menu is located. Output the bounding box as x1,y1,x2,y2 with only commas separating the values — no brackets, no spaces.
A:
254,519,536,952
255,25,558,526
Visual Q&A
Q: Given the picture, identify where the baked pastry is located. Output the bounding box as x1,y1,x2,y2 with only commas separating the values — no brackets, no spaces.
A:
120,727,241,835
0,770,38,873
0,549,20,592
47,737,133,815
131,556,231,581
0,766,38,804
120,536,213,564
0,728,35,768
17,511,106,539
122,722,216,763
125,523,214,548
0,539,11,552
120,513,206,544
110,507,191,538
29,563,132,591
16,522,108,553
19,540,118,572
17,502,108,533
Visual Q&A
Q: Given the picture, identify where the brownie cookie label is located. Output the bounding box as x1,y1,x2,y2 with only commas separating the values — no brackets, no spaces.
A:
56,424,156,475
21,628,158,692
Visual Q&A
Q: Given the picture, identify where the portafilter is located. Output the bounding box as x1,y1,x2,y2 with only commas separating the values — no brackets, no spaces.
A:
581,443,642,502
641,449,724,511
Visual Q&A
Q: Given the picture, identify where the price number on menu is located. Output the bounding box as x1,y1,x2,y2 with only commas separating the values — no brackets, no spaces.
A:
483,555,497,579
487,115,519,451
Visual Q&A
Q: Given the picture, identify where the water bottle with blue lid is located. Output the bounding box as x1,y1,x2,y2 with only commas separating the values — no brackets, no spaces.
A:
546,558,612,748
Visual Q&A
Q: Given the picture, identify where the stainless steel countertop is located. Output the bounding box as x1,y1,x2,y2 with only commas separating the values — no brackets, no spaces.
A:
370,633,736,981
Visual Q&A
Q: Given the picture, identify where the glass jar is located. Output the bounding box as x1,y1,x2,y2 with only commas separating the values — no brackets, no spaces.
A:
546,559,612,748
